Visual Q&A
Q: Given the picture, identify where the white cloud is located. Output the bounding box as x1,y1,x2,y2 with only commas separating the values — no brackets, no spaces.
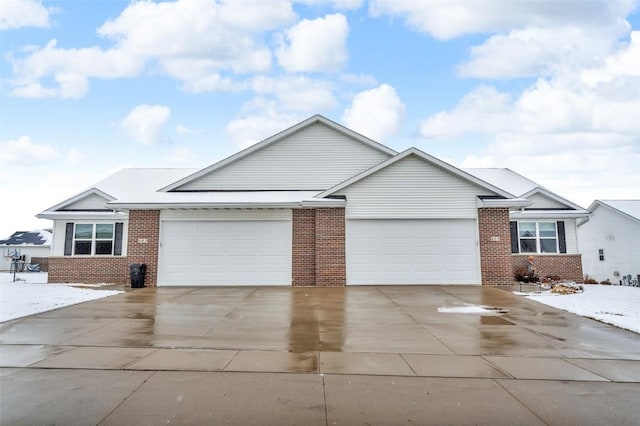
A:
225,98,302,148
369,0,635,40
0,136,58,165
250,75,336,111
422,31,640,208
295,0,364,10
343,84,405,141
119,105,171,145
276,13,349,72
65,148,84,165
176,125,192,135
458,24,630,79
0,0,50,30
7,0,297,98
98,0,294,77
8,40,143,98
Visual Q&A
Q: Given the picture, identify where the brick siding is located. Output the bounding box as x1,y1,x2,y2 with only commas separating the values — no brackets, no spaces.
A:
292,207,346,287
126,210,161,287
292,209,316,286
512,254,583,282
30,257,49,272
478,208,513,286
47,209,161,286
48,256,129,284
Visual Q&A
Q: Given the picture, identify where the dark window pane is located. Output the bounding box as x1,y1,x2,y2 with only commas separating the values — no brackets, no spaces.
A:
540,239,557,253
95,241,113,255
74,241,92,255
75,224,93,240
520,239,537,253
96,224,113,239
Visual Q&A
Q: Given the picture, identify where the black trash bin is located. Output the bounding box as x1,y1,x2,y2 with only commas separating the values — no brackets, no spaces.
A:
130,263,147,288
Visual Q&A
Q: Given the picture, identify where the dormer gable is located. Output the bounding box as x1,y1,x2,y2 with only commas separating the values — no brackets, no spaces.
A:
46,188,115,212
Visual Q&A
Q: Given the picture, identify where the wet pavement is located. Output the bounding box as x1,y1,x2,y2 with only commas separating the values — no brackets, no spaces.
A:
1,285,639,424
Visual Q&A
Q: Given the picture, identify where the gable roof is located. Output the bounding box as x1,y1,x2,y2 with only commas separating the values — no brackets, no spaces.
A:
465,167,588,213
44,188,116,212
161,114,398,192
0,230,52,246
38,168,197,218
319,147,520,201
589,200,640,224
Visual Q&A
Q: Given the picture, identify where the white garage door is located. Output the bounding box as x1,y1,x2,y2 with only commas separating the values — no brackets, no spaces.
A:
158,220,292,286
347,219,480,285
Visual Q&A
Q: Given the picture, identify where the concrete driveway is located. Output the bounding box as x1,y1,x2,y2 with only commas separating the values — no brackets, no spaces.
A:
1,285,639,425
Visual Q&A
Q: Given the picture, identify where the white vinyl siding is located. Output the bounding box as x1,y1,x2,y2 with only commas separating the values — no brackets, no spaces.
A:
158,219,292,286
578,205,640,283
335,156,495,219
564,219,578,254
177,123,391,191
64,193,111,210
526,193,569,209
346,219,480,285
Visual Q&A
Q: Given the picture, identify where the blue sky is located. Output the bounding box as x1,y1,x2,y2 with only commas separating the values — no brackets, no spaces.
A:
1,0,639,238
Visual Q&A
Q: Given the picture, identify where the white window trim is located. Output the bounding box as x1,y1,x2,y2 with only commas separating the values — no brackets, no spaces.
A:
73,223,115,256
517,221,559,254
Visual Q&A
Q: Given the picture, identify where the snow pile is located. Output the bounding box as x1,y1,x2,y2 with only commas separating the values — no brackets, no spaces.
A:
0,272,122,323
526,285,640,334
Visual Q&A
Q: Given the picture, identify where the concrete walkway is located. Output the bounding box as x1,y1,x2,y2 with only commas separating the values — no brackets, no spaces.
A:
1,285,639,425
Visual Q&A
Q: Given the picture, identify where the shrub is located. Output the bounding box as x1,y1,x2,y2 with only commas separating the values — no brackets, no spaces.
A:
600,279,611,285
515,267,538,283
584,275,598,284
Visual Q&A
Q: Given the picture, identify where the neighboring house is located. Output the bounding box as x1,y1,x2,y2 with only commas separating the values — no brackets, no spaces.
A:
0,230,52,271
464,169,590,282
37,115,587,287
577,200,640,284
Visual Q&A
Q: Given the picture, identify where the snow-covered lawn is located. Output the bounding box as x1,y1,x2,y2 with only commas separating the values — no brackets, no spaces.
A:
0,272,123,323
523,284,640,334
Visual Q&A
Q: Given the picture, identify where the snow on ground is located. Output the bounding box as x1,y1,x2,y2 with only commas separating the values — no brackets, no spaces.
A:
524,284,640,334
0,272,123,323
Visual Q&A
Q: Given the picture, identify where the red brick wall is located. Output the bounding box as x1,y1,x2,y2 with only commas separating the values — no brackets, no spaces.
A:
478,208,513,286
292,209,316,286
48,256,129,284
512,254,583,282
126,210,161,287
292,207,346,287
315,208,346,287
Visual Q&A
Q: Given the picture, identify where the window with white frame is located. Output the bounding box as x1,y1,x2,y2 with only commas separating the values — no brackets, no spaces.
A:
65,222,123,256
517,221,558,253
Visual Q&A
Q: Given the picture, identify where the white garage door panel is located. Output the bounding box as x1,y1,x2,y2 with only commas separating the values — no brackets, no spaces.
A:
159,220,291,286
347,219,479,285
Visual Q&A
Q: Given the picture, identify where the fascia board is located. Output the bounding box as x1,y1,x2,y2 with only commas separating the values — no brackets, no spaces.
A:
36,211,127,220
510,210,592,219
107,200,346,210
477,198,531,208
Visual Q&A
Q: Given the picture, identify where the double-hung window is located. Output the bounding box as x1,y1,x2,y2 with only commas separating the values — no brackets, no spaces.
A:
64,222,123,256
510,221,566,254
